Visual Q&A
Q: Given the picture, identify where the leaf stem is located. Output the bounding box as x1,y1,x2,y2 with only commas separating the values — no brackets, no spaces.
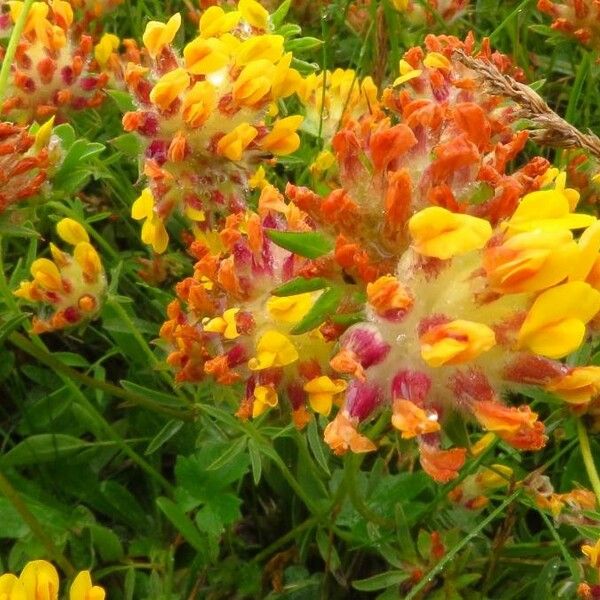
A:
0,471,76,576
404,489,522,600
0,0,34,103
577,418,600,507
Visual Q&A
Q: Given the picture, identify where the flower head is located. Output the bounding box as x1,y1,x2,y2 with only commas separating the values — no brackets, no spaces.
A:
14,218,106,333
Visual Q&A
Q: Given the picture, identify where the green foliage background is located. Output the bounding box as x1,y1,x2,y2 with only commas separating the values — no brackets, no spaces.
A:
2,0,600,598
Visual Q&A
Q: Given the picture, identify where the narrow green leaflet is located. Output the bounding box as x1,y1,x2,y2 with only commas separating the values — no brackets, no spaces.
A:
291,287,343,334
266,230,333,259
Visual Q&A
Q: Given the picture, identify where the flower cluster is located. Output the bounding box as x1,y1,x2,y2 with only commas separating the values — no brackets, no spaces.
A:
0,560,105,600
160,33,600,484
0,118,57,212
538,0,600,49
122,0,305,252
0,1,108,123
14,217,106,333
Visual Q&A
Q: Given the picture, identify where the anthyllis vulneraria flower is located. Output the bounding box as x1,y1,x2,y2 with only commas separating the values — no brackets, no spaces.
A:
0,559,105,599
0,1,108,123
122,1,304,253
538,0,600,49
0,118,58,212
162,34,600,484
291,34,538,283
160,193,357,429
14,217,106,333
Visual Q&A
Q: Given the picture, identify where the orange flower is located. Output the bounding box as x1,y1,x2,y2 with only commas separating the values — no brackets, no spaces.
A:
473,400,547,450
419,444,466,483
323,411,377,456
391,399,440,439
367,275,412,318
546,366,600,406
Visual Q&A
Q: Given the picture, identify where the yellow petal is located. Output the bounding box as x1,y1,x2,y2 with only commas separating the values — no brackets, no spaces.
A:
143,13,181,57
239,0,269,29
518,282,600,358
150,68,190,110
31,258,62,290
409,207,492,259
19,561,59,600
56,218,89,245
131,188,154,220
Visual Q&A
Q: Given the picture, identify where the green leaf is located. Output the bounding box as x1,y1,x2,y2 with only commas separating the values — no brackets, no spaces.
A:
110,133,141,158
156,497,207,555
266,230,333,259
286,37,323,53
307,417,330,475
107,89,136,112
120,381,183,407
89,524,125,562
248,439,262,485
352,571,410,592
272,277,330,297
316,529,340,571
1,435,90,467
205,437,247,471
290,287,342,334
270,0,291,27
145,420,184,455
0,314,28,345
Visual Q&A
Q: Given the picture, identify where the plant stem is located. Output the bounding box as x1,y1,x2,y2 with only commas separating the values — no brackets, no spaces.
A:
577,418,600,507
0,0,34,102
0,471,76,576
8,331,191,421
404,489,522,600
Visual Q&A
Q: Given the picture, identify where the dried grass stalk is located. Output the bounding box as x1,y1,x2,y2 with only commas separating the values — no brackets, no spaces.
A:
453,49,600,161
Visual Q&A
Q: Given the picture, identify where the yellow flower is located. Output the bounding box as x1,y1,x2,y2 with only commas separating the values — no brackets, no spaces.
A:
391,399,441,439
271,53,302,99
69,571,105,600
483,228,579,294
216,123,258,161
478,465,513,489
56,218,89,245
233,60,274,107
423,52,451,70
570,221,600,282
33,117,55,151
546,366,600,405
182,81,216,127
94,33,120,67
303,376,347,416
199,6,241,38
248,330,299,370
31,258,62,290
238,0,269,29
150,68,190,110
582,539,600,568
252,385,278,417
267,292,313,323
49,0,73,28
204,308,240,339
393,69,422,86
0,573,26,600
470,432,496,457
19,560,59,600
310,150,335,175
132,188,169,254
235,35,284,66
184,37,229,75
249,166,268,189
143,13,181,58
409,207,492,260
505,188,594,234
260,116,303,155
74,242,102,281
420,319,496,367
518,282,600,358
